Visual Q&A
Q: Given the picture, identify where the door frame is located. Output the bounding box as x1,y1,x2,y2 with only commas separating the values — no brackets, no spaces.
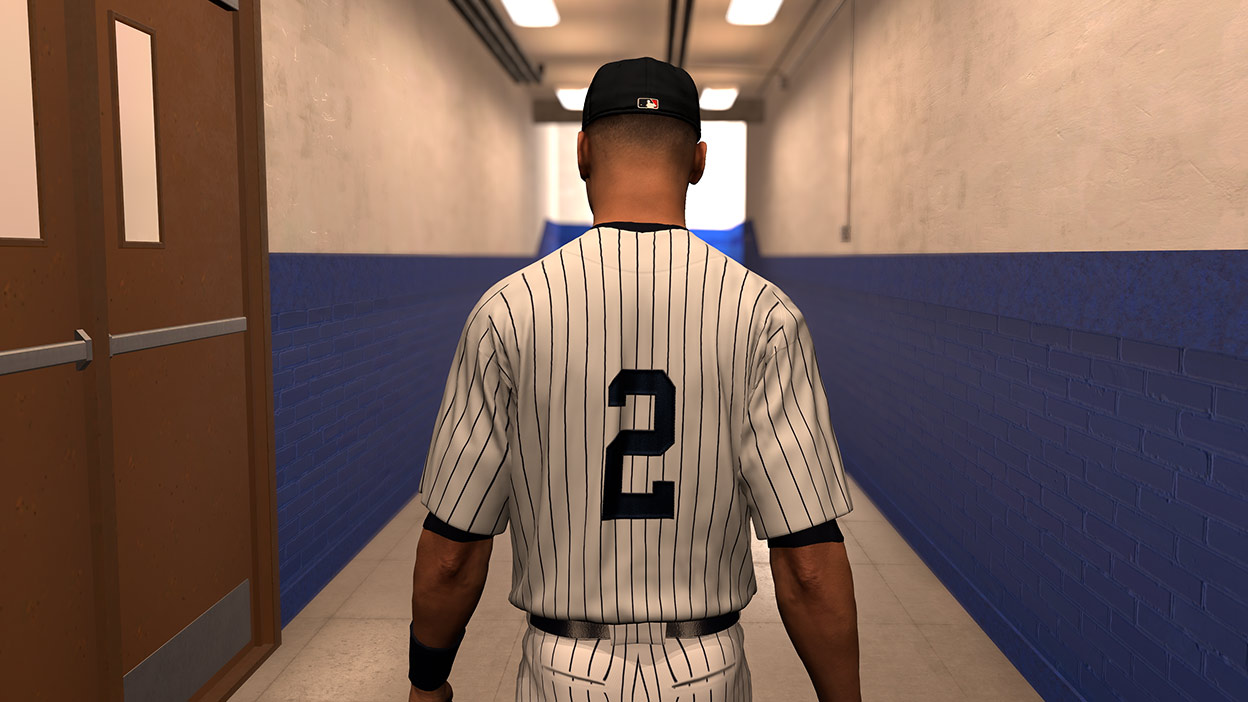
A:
63,0,279,698
193,1,281,697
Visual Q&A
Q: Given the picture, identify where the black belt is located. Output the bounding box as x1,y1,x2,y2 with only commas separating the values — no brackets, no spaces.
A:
528,610,739,639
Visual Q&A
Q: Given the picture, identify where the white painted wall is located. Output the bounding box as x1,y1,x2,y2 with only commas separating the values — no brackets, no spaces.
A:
261,0,540,254
537,121,747,230
748,0,1248,255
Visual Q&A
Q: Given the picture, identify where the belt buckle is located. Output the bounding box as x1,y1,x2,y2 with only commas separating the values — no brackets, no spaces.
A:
610,621,666,646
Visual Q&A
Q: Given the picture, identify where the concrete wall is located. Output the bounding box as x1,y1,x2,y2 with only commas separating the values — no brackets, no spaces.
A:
748,0,1248,255
260,0,540,254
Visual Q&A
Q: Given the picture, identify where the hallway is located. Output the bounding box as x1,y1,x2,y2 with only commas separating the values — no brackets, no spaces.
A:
230,473,1043,701
4,0,1245,698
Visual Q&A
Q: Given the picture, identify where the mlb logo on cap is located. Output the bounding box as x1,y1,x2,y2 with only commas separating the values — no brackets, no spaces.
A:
637,97,659,110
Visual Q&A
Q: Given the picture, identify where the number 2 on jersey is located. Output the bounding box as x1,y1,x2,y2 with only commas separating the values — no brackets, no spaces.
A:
602,369,677,521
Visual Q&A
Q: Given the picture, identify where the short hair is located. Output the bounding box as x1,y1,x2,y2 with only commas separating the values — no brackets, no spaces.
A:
585,113,697,164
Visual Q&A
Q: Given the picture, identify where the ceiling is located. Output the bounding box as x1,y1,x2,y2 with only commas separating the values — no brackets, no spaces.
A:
478,0,837,121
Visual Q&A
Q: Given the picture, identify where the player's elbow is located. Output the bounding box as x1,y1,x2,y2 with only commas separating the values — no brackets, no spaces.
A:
770,540,853,603
417,529,493,580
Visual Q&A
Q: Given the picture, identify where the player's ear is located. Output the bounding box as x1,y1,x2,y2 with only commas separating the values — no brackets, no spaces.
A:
577,131,590,182
688,141,707,185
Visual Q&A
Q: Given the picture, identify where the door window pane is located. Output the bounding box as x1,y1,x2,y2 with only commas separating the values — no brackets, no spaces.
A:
2,0,41,240
113,19,161,244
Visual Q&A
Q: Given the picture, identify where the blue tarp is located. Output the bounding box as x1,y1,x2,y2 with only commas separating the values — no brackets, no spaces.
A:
538,221,747,263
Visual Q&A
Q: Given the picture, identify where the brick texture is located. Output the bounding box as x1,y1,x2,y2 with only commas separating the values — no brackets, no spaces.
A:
266,243,1248,702
756,265,1248,702
269,253,532,626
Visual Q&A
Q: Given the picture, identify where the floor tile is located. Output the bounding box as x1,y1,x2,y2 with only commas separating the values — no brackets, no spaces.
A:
841,520,924,565
257,618,413,701
336,559,413,620
740,622,826,701
227,617,328,701
490,620,529,701
859,623,967,702
843,529,871,564
297,558,383,619
355,506,419,562
876,562,979,626
445,619,527,701
850,562,913,625
740,566,782,624
918,622,1045,702
257,615,519,702
397,494,427,523
839,493,887,523
750,529,770,565
381,522,421,562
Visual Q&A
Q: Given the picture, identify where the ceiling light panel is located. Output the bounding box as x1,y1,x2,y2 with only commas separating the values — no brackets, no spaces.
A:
700,87,739,111
726,0,784,26
556,87,587,111
500,0,561,28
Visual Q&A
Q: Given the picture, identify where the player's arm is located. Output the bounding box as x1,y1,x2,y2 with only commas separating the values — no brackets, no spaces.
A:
409,283,514,695
411,284,514,645
770,540,861,702
410,519,493,649
738,286,860,701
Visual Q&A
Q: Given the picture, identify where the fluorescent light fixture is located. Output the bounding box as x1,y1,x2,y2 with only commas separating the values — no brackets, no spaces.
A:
700,87,739,111
499,0,560,28
556,87,587,111
726,0,784,26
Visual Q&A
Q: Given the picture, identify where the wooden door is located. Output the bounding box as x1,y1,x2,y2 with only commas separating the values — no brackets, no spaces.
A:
0,2,104,699
0,0,279,699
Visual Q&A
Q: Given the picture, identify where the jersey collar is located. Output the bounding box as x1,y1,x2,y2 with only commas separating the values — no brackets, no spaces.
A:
594,221,690,233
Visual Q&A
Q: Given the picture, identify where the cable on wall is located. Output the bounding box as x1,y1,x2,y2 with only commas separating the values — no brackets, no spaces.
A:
448,0,543,83
761,0,847,94
666,0,695,69
667,0,679,64
678,0,695,68
845,0,854,242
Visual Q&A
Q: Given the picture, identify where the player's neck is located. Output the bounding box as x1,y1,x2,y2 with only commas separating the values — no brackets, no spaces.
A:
589,175,688,229
592,213,687,229
590,199,687,229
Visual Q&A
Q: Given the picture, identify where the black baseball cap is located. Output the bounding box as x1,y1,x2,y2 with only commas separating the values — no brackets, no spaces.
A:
581,57,701,141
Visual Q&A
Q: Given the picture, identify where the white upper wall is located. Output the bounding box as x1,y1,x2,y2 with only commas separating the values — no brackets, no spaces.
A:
261,0,540,254
538,121,747,230
748,0,1248,255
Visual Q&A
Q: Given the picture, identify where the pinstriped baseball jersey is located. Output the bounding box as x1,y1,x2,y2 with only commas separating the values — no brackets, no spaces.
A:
418,222,853,625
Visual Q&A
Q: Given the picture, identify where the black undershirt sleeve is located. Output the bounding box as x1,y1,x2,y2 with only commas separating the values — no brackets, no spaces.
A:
423,513,492,542
767,518,845,548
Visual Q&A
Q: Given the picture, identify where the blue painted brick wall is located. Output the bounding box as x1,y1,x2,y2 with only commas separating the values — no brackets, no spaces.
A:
264,231,1248,702
754,241,1248,702
268,253,533,626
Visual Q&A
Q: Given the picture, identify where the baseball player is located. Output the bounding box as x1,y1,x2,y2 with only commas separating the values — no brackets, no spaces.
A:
408,57,860,701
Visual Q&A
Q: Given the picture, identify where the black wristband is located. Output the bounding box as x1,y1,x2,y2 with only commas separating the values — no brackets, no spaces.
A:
408,622,465,692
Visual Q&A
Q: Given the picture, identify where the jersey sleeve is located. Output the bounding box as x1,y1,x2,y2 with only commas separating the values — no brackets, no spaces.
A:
736,286,854,545
418,285,514,539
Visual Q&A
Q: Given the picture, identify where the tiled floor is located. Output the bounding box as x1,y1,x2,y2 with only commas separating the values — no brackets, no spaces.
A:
229,474,1044,701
